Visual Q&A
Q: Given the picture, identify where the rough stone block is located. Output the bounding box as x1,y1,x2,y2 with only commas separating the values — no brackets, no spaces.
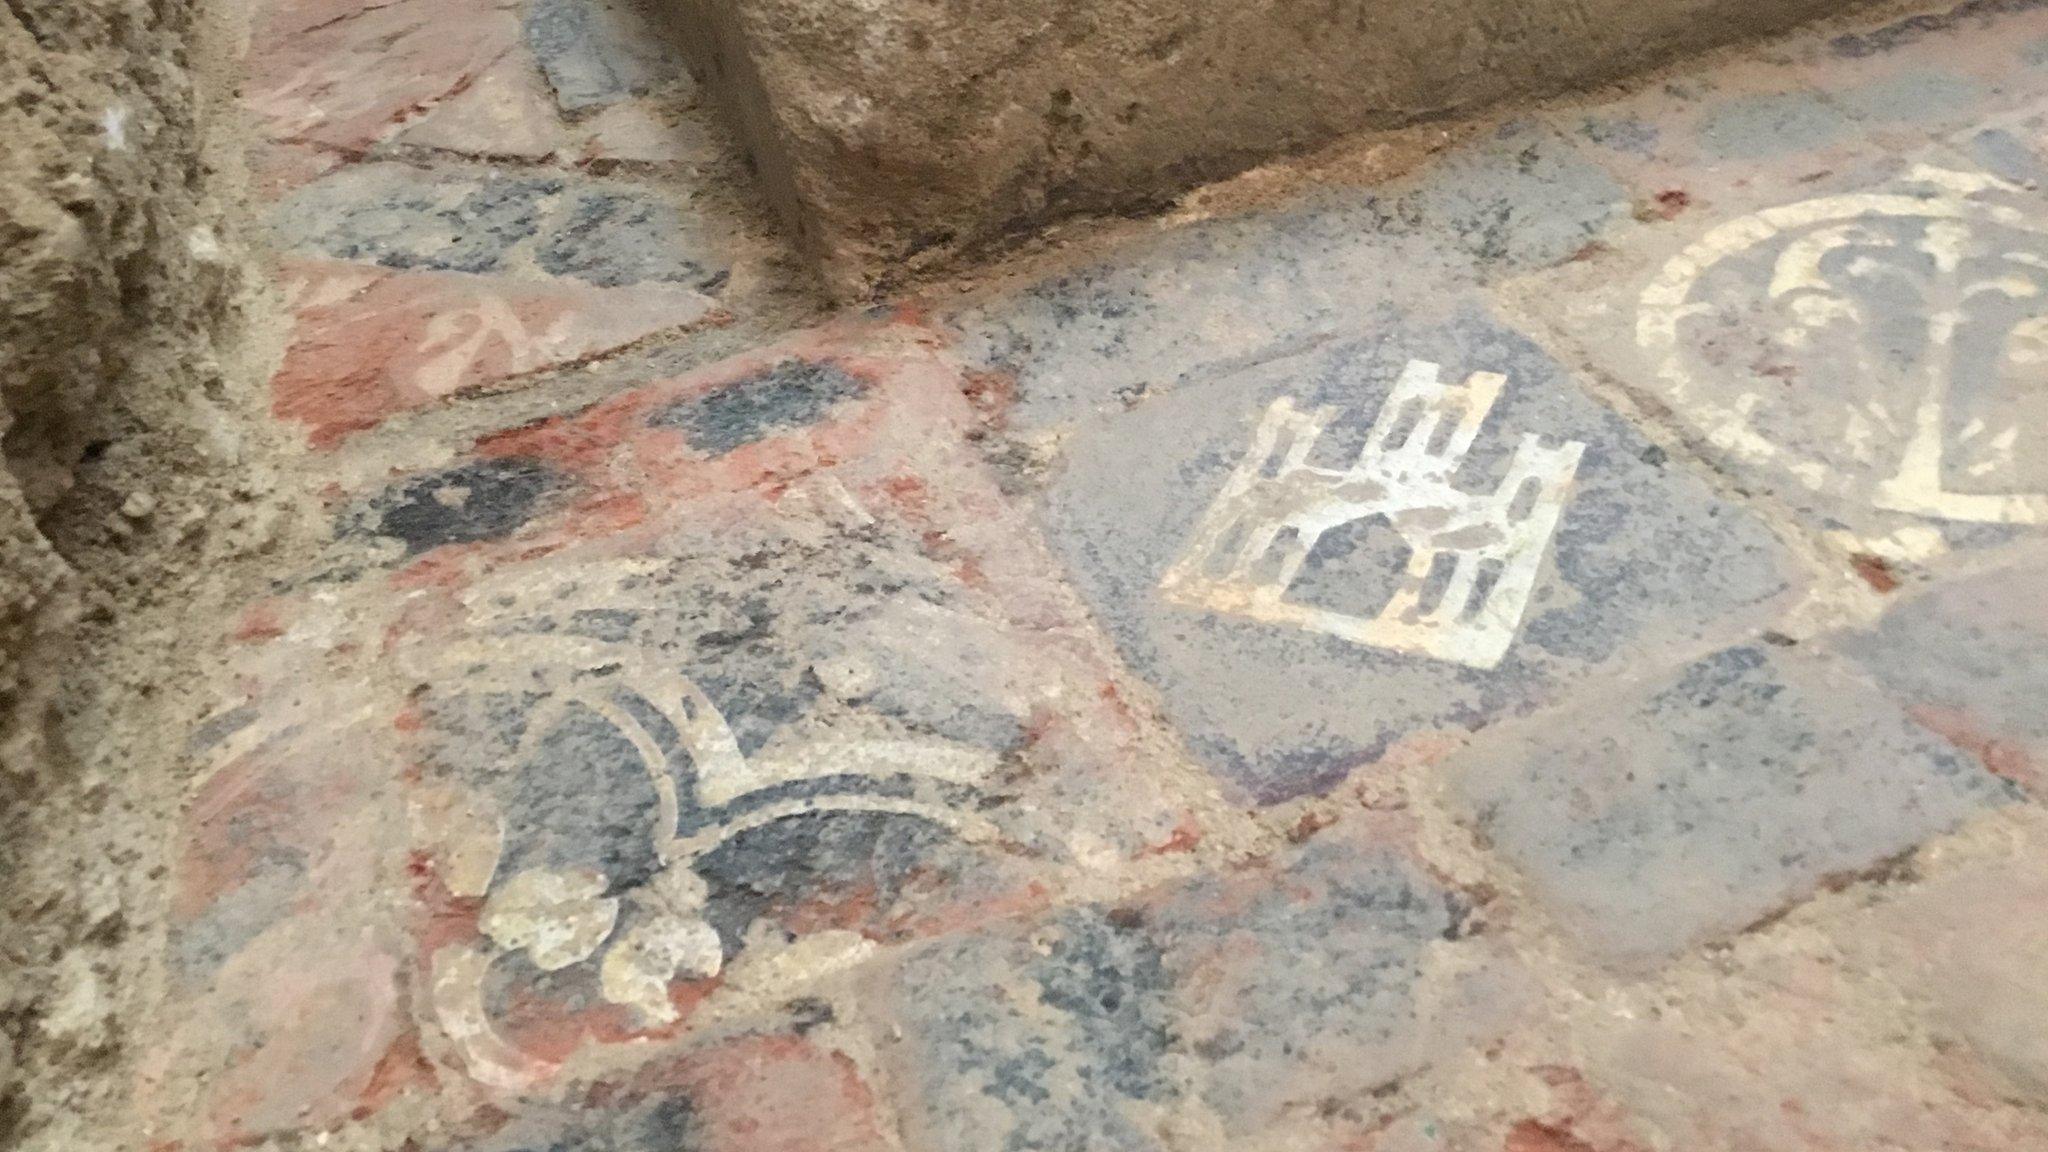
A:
658,0,1859,296
1448,644,2016,969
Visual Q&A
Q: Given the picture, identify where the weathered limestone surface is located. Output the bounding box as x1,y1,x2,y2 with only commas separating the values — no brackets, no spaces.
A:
663,0,1862,295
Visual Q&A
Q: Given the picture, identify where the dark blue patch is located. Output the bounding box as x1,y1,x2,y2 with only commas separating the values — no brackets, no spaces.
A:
364,457,564,556
535,191,720,289
525,0,684,114
647,361,868,455
458,1089,698,1152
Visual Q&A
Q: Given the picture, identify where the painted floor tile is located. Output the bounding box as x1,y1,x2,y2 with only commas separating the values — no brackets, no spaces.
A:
271,260,716,446
148,322,1235,1144
1447,642,2016,967
862,813,1533,1150
244,0,524,153
1039,292,1799,803
1507,156,2048,567
256,163,740,443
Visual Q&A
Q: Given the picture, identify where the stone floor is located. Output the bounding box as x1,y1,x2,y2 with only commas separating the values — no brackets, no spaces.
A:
135,0,2048,1148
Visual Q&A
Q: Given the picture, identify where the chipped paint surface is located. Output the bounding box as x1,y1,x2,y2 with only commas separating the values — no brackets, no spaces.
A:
404,566,1020,1087
112,1,2048,1150
1639,166,2048,528
1161,359,1585,669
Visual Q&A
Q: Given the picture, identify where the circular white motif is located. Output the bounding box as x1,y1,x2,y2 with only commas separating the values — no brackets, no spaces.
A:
1638,166,2048,526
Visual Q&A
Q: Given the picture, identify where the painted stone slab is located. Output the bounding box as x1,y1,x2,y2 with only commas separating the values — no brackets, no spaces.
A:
943,121,1622,435
271,260,715,446
1833,555,2048,796
1509,160,2048,566
1039,296,1798,803
865,814,1532,1149
151,322,1229,1141
243,0,522,152
1447,644,2017,968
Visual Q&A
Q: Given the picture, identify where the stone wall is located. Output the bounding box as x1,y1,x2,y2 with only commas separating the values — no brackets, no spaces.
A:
0,0,240,787
665,0,1869,297
1,0,260,1142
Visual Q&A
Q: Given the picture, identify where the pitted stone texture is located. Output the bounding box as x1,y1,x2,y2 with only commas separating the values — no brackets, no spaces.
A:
151,322,1230,1140
661,0,1853,296
1834,557,2048,795
1449,644,2016,968
1573,943,2048,1151
1041,297,1796,803
443,1034,897,1152
869,816,1531,1148
945,123,1623,435
1839,816,2048,1108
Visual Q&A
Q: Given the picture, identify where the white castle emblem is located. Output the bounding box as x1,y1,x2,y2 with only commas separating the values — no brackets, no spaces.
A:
1160,359,1585,670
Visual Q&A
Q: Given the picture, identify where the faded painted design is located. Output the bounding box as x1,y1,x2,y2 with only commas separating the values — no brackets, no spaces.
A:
1640,166,2048,546
407,562,1008,1091
1160,359,1585,669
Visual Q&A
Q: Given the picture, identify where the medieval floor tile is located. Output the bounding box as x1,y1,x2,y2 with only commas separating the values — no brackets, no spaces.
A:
391,44,716,168
141,645,417,1147
1795,0,2048,142
943,123,1622,436
523,0,689,116
862,813,1533,1151
1503,153,2048,568
1831,552,2048,795
1539,53,1898,214
1569,938,2048,1151
1833,809,2048,1109
1446,643,2016,969
1038,293,1798,803
148,322,1235,1143
243,0,523,153
266,163,734,293
441,1033,899,1152
271,260,716,446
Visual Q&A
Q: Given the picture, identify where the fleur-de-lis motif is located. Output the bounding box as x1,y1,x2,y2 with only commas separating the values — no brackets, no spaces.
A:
407,563,1007,1090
